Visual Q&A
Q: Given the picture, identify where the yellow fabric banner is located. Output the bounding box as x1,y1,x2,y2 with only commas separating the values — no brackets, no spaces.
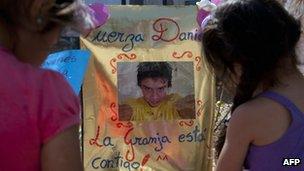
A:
81,5,215,171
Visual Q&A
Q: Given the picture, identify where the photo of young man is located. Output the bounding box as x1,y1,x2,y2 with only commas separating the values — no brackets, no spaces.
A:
118,62,195,121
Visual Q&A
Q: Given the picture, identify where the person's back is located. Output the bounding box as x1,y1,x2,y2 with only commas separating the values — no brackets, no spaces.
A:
0,47,80,170
243,63,304,170
199,0,303,170
244,90,304,171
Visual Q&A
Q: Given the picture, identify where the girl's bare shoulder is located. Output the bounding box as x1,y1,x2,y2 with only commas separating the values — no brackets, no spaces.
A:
229,97,291,145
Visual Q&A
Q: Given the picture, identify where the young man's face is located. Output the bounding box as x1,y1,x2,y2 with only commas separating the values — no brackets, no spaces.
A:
140,77,169,107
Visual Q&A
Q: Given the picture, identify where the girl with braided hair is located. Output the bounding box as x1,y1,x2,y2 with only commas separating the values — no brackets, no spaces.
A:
201,0,303,170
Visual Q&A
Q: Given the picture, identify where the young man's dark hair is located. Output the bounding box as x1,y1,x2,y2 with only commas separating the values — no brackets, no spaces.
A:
137,62,173,87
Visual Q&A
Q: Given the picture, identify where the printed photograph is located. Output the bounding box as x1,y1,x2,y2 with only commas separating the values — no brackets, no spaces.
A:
118,61,195,121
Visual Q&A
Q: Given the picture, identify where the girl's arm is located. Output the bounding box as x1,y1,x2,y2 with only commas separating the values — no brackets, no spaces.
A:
215,106,255,171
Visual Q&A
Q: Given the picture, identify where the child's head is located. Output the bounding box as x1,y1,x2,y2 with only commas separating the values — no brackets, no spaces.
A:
203,0,301,108
0,0,108,65
0,0,77,64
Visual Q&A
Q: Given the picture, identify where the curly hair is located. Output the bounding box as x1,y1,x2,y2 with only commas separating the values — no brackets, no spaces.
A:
202,0,301,158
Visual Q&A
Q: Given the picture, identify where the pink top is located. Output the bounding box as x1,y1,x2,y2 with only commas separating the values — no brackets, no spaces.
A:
0,47,80,171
